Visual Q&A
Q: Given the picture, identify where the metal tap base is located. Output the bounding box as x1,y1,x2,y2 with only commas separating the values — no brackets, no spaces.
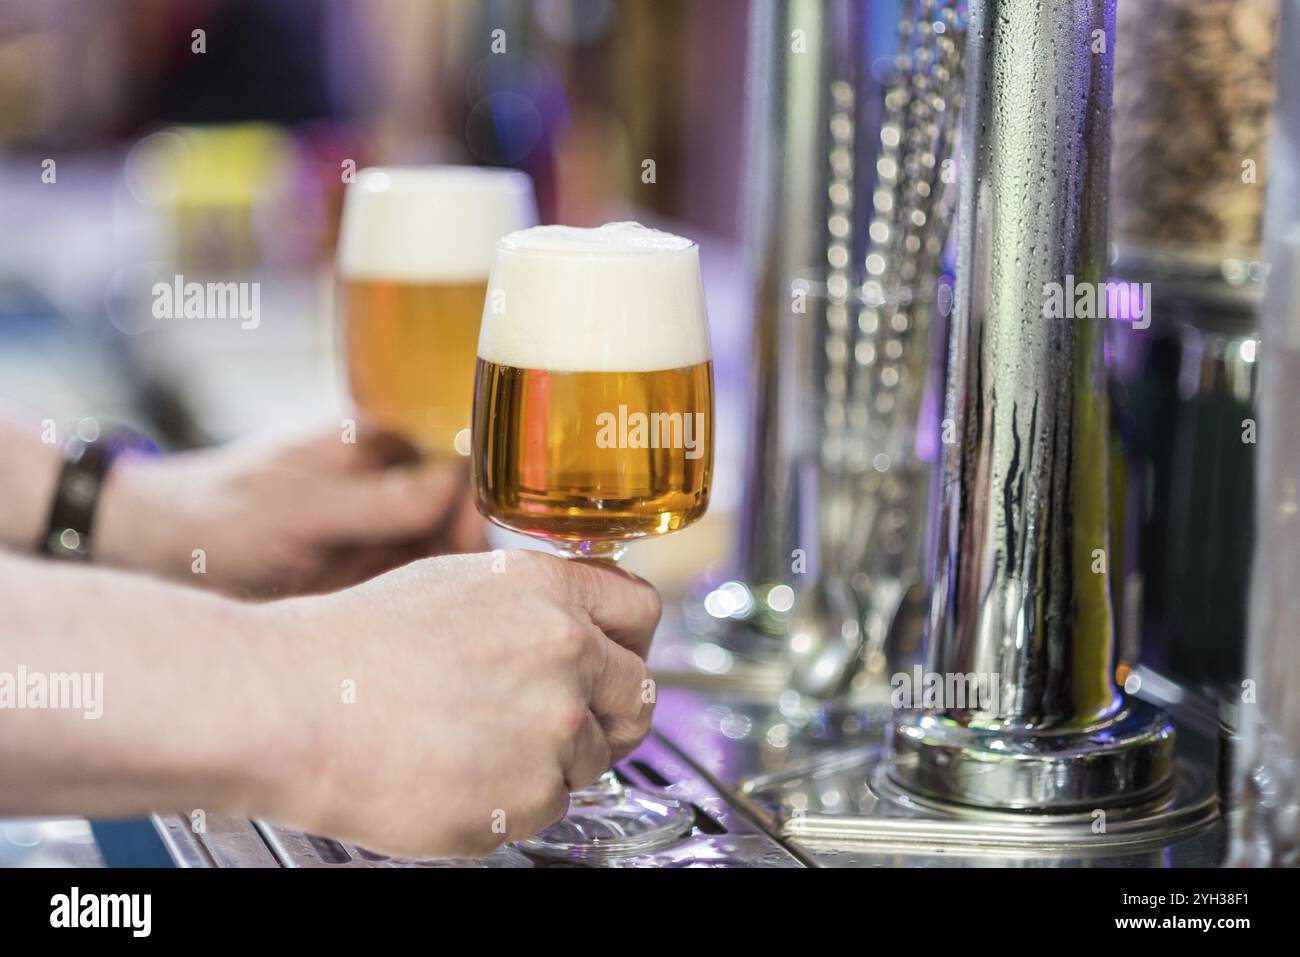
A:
888,698,1177,811
742,738,1220,867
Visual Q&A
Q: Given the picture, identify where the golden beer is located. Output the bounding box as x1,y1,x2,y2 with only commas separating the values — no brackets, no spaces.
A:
472,222,715,554
343,278,486,455
473,360,713,542
337,166,536,457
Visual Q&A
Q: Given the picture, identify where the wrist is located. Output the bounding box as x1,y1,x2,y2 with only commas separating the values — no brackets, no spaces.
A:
144,593,306,821
93,453,179,578
226,597,339,831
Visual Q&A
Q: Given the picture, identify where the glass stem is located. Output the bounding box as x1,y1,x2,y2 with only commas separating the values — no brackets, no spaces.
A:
580,770,625,798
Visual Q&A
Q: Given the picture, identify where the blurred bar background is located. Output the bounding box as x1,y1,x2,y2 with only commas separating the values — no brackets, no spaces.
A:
0,0,762,595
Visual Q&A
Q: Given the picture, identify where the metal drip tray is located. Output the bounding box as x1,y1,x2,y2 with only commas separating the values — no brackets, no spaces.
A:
154,733,802,869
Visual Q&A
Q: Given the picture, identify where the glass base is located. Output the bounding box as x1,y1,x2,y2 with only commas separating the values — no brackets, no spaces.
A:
551,541,628,563
515,773,695,860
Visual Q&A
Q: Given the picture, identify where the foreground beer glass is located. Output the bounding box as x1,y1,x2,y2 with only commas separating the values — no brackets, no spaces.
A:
338,166,537,457
473,223,714,857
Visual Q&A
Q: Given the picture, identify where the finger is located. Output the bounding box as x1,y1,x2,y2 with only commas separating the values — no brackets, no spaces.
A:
343,430,424,470
557,560,662,660
278,426,426,474
564,711,612,791
313,463,467,542
584,629,655,758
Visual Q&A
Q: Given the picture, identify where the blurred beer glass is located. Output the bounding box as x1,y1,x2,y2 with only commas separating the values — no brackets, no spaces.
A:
337,166,537,457
473,223,714,856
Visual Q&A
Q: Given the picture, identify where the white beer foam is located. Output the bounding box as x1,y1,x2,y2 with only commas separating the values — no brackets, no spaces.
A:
338,166,537,282
477,223,712,372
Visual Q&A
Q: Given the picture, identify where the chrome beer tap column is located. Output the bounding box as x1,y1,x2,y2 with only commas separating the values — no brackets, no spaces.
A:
730,0,965,704
888,0,1176,810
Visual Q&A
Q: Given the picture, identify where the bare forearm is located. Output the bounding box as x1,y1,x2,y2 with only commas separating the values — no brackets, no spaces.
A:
0,550,303,821
0,420,61,551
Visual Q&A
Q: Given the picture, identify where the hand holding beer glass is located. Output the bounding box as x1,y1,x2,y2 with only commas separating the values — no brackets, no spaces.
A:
473,223,714,857
338,167,537,457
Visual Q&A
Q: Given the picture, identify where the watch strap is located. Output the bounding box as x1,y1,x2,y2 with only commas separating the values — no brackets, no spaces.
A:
42,429,157,560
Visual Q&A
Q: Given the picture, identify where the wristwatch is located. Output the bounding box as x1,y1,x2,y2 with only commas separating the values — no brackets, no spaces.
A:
41,427,159,561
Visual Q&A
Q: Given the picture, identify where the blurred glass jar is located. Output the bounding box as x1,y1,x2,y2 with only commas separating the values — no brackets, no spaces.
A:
1107,248,1261,701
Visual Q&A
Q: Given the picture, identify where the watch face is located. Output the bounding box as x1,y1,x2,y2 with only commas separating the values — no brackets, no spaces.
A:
46,526,90,561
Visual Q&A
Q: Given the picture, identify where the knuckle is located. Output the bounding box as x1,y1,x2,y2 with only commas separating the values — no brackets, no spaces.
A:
539,612,590,667
550,697,590,741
